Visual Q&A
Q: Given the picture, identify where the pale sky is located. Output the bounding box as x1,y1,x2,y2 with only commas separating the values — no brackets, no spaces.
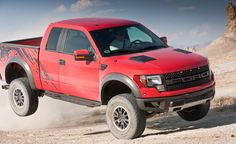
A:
0,0,234,48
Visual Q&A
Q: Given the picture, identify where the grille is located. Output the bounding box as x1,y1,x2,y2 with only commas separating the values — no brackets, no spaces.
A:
164,65,209,80
164,65,210,91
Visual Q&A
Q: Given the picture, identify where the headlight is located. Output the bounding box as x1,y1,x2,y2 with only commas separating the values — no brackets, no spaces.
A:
138,75,166,92
145,75,162,86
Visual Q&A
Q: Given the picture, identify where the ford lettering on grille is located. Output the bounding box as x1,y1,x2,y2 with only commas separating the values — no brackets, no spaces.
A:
166,71,210,85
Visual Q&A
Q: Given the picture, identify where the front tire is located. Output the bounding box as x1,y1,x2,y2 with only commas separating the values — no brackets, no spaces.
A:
106,94,146,139
8,78,38,117
177,102,210,121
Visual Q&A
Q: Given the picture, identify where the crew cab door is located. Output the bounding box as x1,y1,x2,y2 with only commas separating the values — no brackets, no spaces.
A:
40,27,64,92
58,29,100,101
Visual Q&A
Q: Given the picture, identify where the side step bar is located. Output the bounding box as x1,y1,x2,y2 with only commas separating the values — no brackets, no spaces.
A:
45,91,102,107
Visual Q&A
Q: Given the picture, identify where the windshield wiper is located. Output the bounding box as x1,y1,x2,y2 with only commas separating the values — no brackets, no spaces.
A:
136,45,165,52
109,49,136,55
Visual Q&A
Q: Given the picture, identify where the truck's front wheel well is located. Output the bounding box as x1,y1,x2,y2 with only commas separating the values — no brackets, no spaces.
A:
101,81,132,105
5,63,27,84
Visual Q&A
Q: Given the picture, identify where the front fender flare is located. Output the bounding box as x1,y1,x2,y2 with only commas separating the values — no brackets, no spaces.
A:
100,73,141,100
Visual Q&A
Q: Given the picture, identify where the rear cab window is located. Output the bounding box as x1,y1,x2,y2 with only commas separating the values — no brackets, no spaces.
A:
46,28,62,51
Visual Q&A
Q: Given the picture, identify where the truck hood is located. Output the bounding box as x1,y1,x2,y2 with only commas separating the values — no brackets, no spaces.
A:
101,47,209,75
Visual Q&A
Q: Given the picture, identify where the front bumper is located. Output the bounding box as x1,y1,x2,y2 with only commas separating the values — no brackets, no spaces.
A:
136,85,215,113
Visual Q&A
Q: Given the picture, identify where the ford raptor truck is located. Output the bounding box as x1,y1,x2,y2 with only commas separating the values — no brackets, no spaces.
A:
0,18,215,139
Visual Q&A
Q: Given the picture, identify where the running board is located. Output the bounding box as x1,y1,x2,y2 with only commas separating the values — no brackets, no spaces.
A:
45,91,102,107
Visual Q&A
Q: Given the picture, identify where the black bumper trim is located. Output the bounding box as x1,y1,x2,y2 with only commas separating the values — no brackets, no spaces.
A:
136,85,215,113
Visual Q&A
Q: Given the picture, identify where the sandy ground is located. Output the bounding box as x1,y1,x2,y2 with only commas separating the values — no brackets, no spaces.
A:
0,101,235,144
0,55,235,144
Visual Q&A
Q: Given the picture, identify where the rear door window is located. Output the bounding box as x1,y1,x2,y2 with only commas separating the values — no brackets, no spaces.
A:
46,28,62,51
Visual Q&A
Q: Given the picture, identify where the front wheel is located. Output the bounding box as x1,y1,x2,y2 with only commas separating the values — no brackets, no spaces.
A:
8,78,38,117
106,94,146,139
177,101,210,121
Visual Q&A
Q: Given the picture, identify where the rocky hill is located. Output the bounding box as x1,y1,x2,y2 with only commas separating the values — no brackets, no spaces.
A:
200,31,236,58
200,1,236,58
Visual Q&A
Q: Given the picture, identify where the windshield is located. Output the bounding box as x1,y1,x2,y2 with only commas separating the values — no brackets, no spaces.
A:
90,24,167,57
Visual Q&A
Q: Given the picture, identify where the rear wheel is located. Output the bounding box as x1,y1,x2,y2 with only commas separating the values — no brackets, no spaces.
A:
8,78,38,116
106,94,146,139
177,102,210,121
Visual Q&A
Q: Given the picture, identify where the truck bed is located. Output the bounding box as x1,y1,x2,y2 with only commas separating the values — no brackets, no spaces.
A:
0,37,41,88
3,37,42,47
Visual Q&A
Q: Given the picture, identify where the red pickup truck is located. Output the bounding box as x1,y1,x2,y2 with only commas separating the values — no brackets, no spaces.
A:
0,18,215,139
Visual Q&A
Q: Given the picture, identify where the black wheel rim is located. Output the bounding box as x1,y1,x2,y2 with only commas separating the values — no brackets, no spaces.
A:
112,106,130,131
13,88,24,108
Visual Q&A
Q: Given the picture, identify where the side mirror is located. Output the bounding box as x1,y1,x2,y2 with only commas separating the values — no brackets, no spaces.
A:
160,36,168,46
74,49,94,61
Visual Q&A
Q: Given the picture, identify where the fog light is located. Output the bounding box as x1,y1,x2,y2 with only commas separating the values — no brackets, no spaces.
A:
156,85,166,92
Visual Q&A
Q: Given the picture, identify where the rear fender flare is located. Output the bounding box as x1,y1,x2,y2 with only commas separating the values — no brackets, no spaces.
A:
5,57,36,89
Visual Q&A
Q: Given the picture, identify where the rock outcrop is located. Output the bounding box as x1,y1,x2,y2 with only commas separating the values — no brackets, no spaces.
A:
226,1,236,33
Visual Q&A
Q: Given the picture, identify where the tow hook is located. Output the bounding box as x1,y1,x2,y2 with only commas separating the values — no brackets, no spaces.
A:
2,85,9,90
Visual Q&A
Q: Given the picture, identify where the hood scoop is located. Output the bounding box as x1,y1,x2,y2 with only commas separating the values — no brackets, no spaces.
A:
174,49,192,54
129,55,156,63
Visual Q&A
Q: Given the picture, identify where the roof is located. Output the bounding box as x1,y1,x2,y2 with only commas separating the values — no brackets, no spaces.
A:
53,18,139,31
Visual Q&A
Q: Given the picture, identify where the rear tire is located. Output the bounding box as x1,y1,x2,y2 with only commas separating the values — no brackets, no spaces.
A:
8,78,38,116
177,102,210,121
106,94,146,139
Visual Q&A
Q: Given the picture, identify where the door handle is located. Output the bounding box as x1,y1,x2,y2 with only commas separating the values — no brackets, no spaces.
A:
59,59,66,65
